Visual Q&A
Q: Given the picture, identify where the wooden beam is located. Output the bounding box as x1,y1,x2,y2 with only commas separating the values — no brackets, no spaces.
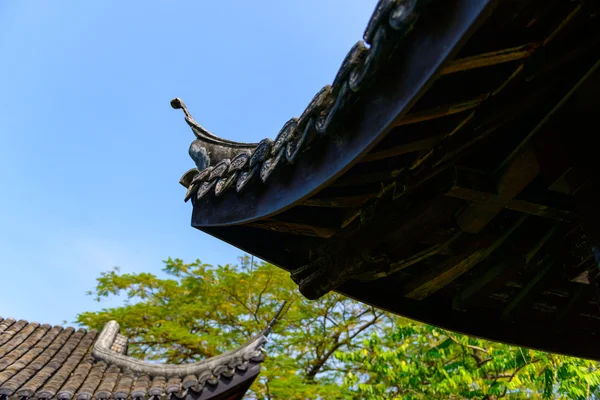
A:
455,145,540,233
404,215,527,300
553,285,587,329
246,220,337,239
387,233,462,276
445,185,494,203
446,62,600,233
394,95,488,127
331,169,403,187
500,261,554,321
496,60,600,173
526,224,560,264
569,256,595,284
453,258,518,311
548,168,586,195
441,43,538,75
542,4,582,47
432,122,505,168
446,185,576,223
361,136,440,162
301,194,373,208
507,200,576,223
453,224,559,310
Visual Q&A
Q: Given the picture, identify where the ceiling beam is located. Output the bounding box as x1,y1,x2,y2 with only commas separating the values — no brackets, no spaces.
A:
404,215,527,300
446,185,576,223
394,95,488,127
455,145,540,233
441,43,538,75
361,136,441,163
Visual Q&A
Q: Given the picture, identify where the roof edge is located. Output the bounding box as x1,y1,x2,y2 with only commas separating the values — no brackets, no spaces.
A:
171,98,257,170
91,303,286,377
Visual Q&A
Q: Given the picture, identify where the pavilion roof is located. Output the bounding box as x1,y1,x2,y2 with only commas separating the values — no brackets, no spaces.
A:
171,0,600,360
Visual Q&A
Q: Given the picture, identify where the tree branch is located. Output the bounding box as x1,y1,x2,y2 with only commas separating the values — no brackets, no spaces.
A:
305,313,382,381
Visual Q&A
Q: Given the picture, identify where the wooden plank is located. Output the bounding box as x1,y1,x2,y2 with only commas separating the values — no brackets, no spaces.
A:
446,186,576,223
394,95,488,127
301,194,373,208
361,136,440,162
500,261,554,321
405,215,528,300
441,43,538,75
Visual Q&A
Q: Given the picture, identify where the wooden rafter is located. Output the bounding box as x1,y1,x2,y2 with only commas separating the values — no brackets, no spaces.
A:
394,95,488,127
361,136,440,163
554,285,587,329
404,215,528,300
500,261,555,321
331,169,403,187
453,258,519,311
446,185,576,223
441,43,538,75
456,145,540,233
453,61,600,233
453,224,559,310
301,194,373,208
387,232,462,276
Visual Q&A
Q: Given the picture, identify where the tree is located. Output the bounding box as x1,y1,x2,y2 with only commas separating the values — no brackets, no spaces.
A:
78,257,600,399
338,321,600,399
78,257,388,399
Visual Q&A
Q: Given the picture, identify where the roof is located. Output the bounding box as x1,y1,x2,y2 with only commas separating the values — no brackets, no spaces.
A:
0,313,279,400
174,0,430,213
175,0,600,359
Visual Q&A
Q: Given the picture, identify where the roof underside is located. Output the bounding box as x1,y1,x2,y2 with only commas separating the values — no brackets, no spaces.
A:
179,0,600,359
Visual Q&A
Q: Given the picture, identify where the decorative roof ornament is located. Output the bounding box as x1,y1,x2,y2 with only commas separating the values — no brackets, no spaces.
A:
171,98,256,173
174,0,428,202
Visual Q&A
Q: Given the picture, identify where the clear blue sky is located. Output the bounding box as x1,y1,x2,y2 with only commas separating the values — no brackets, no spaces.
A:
0,1,377,325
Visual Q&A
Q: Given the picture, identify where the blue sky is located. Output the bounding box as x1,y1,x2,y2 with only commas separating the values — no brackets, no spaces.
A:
0,1,377,325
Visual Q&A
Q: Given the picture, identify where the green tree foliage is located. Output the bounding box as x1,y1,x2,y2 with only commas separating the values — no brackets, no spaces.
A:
78,258,600,399
338,322,600,399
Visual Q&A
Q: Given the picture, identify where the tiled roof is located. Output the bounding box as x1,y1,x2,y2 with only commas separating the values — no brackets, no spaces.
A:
175,0,428,202
0,315,274,400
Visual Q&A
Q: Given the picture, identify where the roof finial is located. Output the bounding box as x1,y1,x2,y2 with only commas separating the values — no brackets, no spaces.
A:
170,97,192,119
264,301,288,337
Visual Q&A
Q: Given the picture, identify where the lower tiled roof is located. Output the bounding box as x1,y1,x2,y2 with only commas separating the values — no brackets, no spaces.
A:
0,316,270,400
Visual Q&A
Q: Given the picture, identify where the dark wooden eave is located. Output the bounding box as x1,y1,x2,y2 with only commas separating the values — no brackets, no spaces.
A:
183,0,491,226
177,0,600,360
